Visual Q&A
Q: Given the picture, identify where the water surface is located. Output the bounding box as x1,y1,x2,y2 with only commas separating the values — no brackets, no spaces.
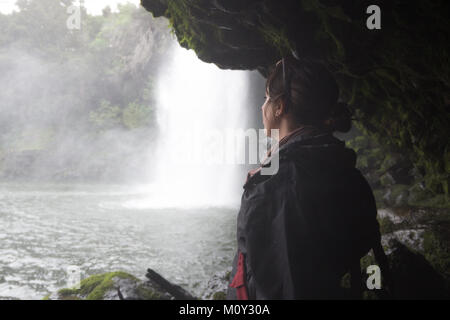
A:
0,183,237,299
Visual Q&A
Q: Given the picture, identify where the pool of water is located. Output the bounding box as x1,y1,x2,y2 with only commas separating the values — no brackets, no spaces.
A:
0,183,237,299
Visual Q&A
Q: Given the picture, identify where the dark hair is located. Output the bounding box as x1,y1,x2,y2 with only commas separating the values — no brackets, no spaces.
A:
265,57,352,133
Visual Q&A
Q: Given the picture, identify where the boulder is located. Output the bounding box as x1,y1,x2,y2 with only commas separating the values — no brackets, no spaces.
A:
371,206,450,299
201,268,231,300
45,270,188,300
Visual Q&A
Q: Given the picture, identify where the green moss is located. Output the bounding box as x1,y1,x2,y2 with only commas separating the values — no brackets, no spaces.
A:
423,227,450,284
372,189,385,209
347,135,369,152
411,194,449,209
59,295,83,300
360,253,377,271
390,185,410,206
122,102,153,129
212,291,226,300
87,272,138,300
340,272,351,289
378,216,396,235
135,284,162,300
42,294,50,300
339,254,385,299
380,174,394,187
380,154,397,172
165,0,204,55
58,288,79,297
362,290,380,300
58,271,138,300
345,127,448,209
259,23,292,56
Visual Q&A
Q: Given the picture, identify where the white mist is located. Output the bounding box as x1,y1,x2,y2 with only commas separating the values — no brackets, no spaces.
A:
133,43,252,209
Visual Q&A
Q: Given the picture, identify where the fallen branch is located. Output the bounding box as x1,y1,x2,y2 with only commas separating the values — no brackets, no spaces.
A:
145,268,196,300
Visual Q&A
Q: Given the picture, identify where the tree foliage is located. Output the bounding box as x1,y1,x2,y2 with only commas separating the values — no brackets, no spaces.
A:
0,0,172,182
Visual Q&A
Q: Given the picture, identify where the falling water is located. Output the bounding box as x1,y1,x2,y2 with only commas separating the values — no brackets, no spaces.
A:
133,43,253,209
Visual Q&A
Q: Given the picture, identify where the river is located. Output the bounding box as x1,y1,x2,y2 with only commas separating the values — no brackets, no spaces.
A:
0,182,237,299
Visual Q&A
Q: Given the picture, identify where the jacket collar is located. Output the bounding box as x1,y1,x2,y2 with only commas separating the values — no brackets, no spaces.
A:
244,126,332,186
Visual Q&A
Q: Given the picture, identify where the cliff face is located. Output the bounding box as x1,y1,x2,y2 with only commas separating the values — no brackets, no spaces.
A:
141,0,449,201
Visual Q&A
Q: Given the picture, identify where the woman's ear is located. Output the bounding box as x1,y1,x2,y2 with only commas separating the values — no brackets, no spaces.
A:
276,99,286,117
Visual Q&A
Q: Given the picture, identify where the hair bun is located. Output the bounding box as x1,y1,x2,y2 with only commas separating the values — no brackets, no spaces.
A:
329,102,352,133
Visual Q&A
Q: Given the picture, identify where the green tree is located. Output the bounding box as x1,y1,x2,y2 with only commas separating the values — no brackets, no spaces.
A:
122,102,154,129
89,100,122,131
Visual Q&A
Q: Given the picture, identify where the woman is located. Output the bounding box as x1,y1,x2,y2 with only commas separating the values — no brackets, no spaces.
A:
227,57,389,300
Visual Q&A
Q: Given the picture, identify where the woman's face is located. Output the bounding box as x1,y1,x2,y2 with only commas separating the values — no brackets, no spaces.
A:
261,92,280,137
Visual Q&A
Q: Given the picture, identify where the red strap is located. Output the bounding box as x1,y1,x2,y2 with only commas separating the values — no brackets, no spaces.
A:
229,252,249,300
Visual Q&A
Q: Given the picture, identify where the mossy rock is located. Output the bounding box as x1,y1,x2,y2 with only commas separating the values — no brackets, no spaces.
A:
201,268,232,300
135,282,165,300
372,189,385,209
390,185,410,207
341,238,449,300
409,194,450,209
422,225,450,285
56,271,137,300
380,173,395,187
48,271,171,300
378,216,397,235
338,207,449,299
407,183,432,204
386,240,450,299
212,291,226,300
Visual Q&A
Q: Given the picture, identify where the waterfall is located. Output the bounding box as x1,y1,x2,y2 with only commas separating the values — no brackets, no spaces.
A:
140,43,254,209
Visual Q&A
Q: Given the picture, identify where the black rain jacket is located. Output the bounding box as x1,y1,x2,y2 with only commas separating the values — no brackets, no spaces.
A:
227,132,382,300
